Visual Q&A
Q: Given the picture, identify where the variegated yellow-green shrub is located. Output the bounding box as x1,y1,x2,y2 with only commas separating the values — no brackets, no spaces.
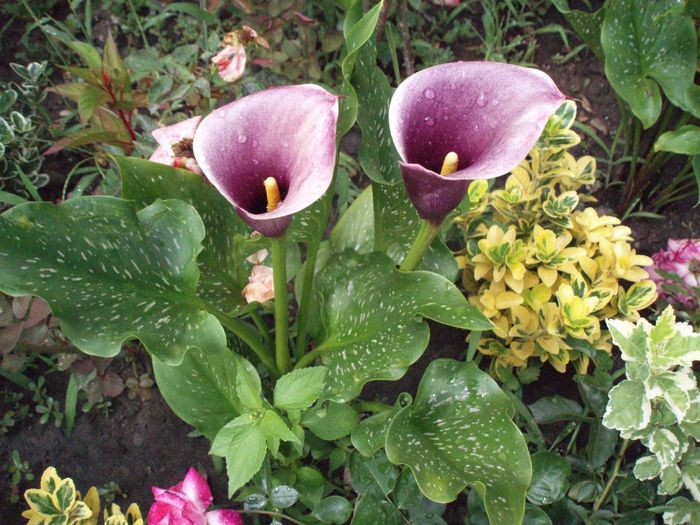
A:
456,101,657,374
22,467,142,525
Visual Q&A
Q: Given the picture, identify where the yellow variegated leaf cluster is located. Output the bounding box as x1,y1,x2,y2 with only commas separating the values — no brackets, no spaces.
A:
23,467,142,525
456,101,657,374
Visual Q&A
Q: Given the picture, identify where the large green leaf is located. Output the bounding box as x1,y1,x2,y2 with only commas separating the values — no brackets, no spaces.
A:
331,185,458,280
0,197,225,365
118,156,250,316
654,125,700,155
385,359,531,525
601,0,699,128
153,346,243,440
309,252,491,401
551,0,605,60
337,0,384,138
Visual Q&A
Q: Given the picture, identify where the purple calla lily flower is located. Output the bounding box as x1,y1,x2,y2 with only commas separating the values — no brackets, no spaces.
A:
389,61,565,222
193,84,338,237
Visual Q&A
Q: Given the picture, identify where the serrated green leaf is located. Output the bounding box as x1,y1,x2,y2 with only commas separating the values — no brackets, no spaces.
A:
603,380,650,433
587,422,618,469
601,0,699,128
302,401,359,440
153,346,243,440
527,452,571,506
67,41,103,75
211,414,267,496
236,357,262,410
0,197,226,365
261,410,300,444
528,395,583,424
118,156,251,317
310,251,490,401
350,493,404,525
385,360,530,525
78,86,109,124
274,367,327,410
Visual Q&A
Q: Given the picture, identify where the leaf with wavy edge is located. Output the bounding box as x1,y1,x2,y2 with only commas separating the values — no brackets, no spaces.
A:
385,359,531,525
0,197,225,365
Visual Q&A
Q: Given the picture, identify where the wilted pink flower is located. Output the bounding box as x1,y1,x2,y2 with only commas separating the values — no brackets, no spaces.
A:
388,61,564,223
193,84,338,237
212,45,247,83
242,264,274,303
148,468,242,525
150,117,203,174
649,239,700,308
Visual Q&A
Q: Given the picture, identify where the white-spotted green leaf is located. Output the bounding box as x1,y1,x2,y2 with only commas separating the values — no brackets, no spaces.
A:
274,367,327,411
603,380,650,434
309,252,491,401
351,407,398,457
348,451,399,498
331,185,458,279
551,0,605,60
385,359,531,525
0,197,226,365
211,413,267,496
654,125,700,156
337,0,384,138
118,156,251,316
601,0,699,128
153,346,244,440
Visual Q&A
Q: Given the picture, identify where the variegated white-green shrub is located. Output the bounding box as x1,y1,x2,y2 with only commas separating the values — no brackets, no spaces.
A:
602,307,700,513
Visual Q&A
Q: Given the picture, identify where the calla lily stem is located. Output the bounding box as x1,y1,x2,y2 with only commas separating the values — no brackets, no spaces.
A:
271,236,291,374
399,219,441,272
294,236,321,359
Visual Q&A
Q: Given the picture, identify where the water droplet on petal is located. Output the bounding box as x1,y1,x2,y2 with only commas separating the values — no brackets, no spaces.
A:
424,116,435,127
476,92,487,107
237,134,247,144
423,88,435,99
253,159,260,165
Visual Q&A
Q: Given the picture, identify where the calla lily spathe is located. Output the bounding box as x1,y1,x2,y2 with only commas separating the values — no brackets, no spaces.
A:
388,61,565,222
193,84,339,237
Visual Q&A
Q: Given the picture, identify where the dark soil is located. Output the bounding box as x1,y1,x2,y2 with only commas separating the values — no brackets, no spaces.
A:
0,381,227,520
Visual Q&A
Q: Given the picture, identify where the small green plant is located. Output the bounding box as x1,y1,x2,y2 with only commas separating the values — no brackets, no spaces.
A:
603,307,700,521
6,450,34,504
0,61,50,202
29,376,65,428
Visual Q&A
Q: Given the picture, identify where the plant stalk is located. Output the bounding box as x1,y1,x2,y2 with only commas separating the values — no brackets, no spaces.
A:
271,236,291,374
294,237,321,359
593,438,630,511
399,219,440,272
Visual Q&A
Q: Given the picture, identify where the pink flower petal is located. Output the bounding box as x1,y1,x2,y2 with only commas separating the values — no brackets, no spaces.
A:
152,116,202,148
206,509,244,525
175,468,213,512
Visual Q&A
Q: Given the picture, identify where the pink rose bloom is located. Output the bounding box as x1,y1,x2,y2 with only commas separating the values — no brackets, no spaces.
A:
212,45,246,83
148,468,243,525
649,239,700,308
150,116,203,174
242,264,274,303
